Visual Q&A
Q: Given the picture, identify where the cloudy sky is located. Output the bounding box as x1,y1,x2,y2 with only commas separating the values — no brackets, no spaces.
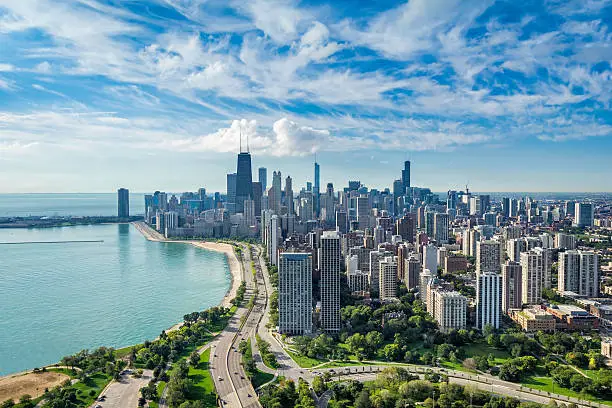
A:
0,0,610,193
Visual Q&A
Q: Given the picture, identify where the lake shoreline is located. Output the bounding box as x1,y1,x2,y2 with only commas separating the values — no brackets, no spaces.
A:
0,222,243,380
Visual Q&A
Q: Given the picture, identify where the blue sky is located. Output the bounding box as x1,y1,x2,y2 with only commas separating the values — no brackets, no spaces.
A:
0,0,611,193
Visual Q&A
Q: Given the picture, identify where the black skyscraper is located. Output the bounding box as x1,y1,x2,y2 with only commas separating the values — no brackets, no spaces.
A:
235,152,253,213
402,160,411,193
118,188,129,218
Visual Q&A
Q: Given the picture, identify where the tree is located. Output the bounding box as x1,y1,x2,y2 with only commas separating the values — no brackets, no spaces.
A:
312,375,327,396
190,350,200,367
1,400,15,408
355,389,372,408
383,343,402,362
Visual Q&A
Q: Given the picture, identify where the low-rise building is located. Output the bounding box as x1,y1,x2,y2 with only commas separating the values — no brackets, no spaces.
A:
545,304,599,331
511,307,556,332
602,339,612,359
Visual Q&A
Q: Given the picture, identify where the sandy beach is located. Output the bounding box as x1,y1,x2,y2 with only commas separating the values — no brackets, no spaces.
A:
132,221,243,310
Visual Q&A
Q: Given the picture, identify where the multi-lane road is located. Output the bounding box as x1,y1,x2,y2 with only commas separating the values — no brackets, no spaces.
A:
210,244,266,408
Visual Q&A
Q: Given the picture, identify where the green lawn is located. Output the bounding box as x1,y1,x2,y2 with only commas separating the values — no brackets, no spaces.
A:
251,369,275,389
49,367,78,377
522,366,612,406
115,344,142,359
461,342,511,365
71,372,113,406
286,349,329,368
186,348,216,407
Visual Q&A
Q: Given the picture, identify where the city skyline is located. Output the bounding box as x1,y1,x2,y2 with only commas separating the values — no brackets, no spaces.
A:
1,0,611,193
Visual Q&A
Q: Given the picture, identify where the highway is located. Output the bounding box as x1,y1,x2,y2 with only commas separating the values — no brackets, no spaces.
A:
210,244,263,408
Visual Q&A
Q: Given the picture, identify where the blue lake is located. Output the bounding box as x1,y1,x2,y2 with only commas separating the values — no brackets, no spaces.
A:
0,224,229,375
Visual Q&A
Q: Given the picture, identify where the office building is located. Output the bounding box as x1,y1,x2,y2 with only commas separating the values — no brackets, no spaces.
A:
285,176,294,215
476,272,502,330
434,213,449,244
313,161,320,217
521,250,543,305
269,171,282,214
502,261,522,312
319,231,341,332
559,250,599,297
226,173,237,213
402,160,411,193
357,195,371,230
395,213,416,243
117,188,129,218
258,167,267,192
447,190,458,210
235,152,253,213
336,210,348,234
476,240,501,274
574,202,594,227
278,253,313,334
423,244,438,274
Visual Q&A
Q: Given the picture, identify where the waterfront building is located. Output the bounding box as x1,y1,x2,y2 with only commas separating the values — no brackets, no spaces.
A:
278,252,313,334
118,188,129,218
226,173,237,214
235,152,253,213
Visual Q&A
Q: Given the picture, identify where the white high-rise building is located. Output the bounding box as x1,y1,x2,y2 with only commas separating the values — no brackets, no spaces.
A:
265,214,280,265
502,261,522,312
369,249,391,297
507,238,526,263
476,272,502,330
477,240,501,274
559,250,599,297
319,231,341,332
434,213,449,244
533,247,552,290
574,202,594,227
379,257,398,300
278,253,313,334
419,268,433,299
423,244,438,274
433,291,467,333
521,250,543,305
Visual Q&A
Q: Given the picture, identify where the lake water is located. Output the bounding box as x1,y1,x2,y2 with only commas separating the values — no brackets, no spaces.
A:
0,224,230,376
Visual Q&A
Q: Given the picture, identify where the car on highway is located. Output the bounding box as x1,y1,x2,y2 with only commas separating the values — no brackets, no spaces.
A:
218,376,223,381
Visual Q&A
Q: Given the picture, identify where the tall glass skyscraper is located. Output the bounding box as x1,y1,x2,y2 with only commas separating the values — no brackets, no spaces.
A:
402,160,411,193
313,161,320,217
258,167,267,192
235,152,253,213
117,188,129,218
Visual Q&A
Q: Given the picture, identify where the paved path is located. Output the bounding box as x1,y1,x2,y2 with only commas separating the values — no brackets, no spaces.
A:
91,370,152,408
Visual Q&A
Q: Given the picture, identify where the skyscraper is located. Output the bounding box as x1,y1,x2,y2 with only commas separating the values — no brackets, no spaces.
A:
285,176,294,215
477,272,502,330
379,256,398,300
319,231,341,332
521,250,543,304
235,152,253,213
574,202,594,227
402,160,411,194
269,171,282,214
559,250,599,297
258,167,267,192
476,240,501,274
434,213,449,244
502,261,522,312
313,161,320,217
278,252,313,334
226,173,237,214
117,188,129,218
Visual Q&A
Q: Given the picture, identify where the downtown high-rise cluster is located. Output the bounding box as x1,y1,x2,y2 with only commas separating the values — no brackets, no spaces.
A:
136,146,608,337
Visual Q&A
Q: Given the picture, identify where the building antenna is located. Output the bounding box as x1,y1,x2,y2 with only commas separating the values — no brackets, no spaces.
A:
246,125,250,153
239,121,242,153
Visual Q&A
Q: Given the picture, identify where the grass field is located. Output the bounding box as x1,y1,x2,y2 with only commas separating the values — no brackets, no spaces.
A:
71,372,113,407
460,342,511,365
522,366,612,406
186,348,216,407
285,349,328,368
251,370,275,389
